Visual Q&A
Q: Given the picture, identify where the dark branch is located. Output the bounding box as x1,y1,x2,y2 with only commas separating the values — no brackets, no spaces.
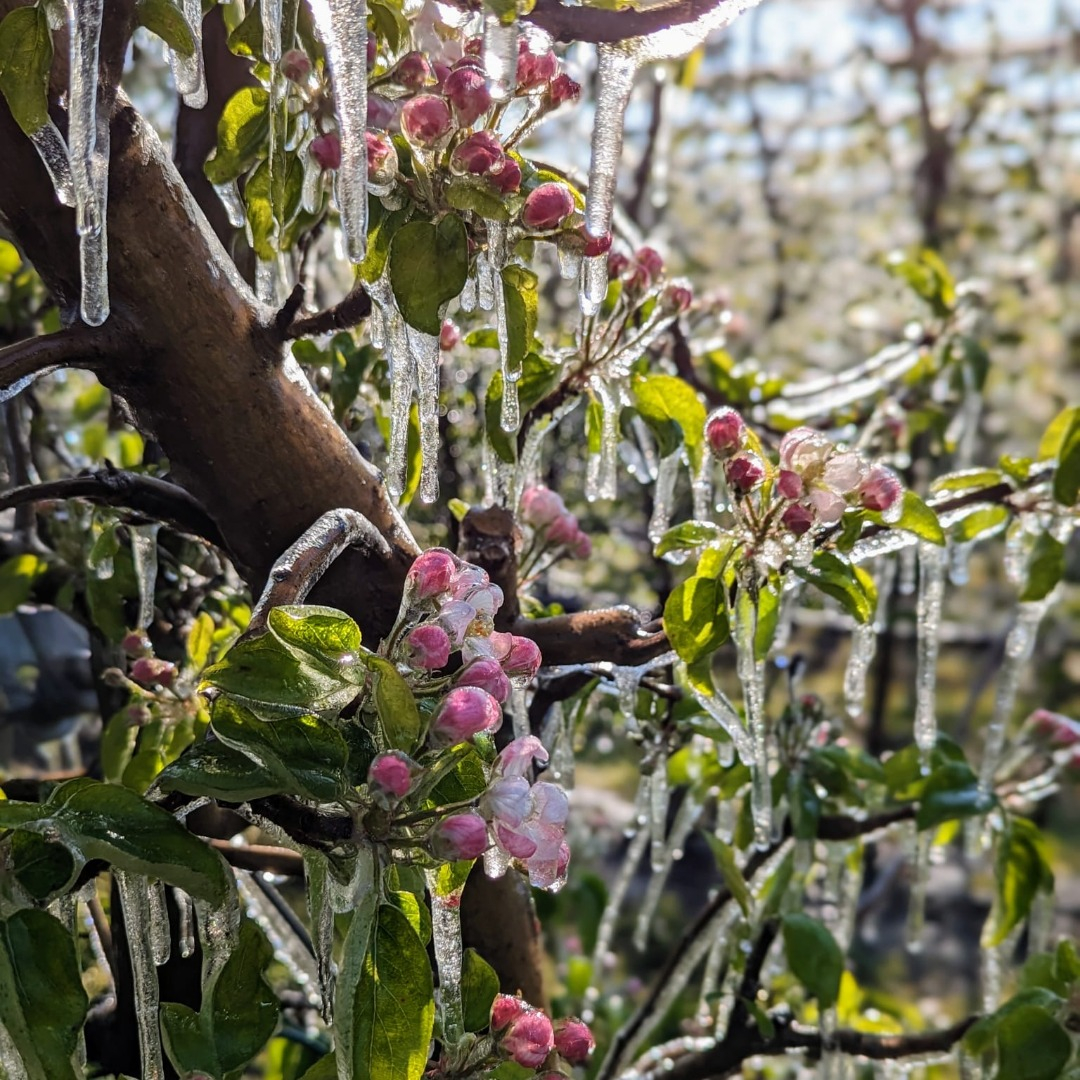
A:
0,326,125,395
279,281,373,341
208,839,304,876
524,0,739,44
0,469,225,546
516,606,669,667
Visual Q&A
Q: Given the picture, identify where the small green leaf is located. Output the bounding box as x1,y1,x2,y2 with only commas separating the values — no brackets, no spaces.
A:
267,605,364,679
136,0,196,56
446,178,510,222
866,489,945,545
633,374,707,469
754,575,781,661
500,265,538,378
664,570,729,665
0,910,88,1080
1037,404,1079,460
884,248,955,317
1052,408,1080,506
792,551,876,624
157,738,283,801
655,520,719,559
930,468,1006,494
952,505,1008,543
712,837,751,916
433,859,474,898
916,761,994,831
389,215,469,334
782,913,844,1010
0,552,46,614
0,6,52,136
204,86,269,185
186,611,216,671
370,656,421,751
990,818,1054,946
10,831,75,901
995,1004,1072,1080
1020,531,1065,602
461,948,500,1032
485,352,560,463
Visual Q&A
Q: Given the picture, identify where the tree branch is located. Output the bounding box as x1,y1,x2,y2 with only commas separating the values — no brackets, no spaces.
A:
524,0,744,44
0,326,125,395
515,606,669,666
208,839,304,876
279,281,373,340
0,468,225,546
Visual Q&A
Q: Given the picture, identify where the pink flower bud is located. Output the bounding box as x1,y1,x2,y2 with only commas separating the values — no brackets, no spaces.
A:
497,735,549,777
310,133,342,171
781,503,815,536
725,452,765,495
859,463,903,513
429,811,489,861
456,658,511,703
553,1018,595,1065
1029,709,1080,747
516,45,558,90
130,657,176,688
636,246,664,280
545,514,578,547
822,451,867,496
779,427,832,476
502,635,542,680
808,486,847,524
367,94,397,130
488,155,522,194
705,407,746,458
430,686,503,745
432,60,452,87
491,993,527,1032
546,73,580,106
777,469,803,500
404,624,452,670
450,130,504,175
408,549,457,600
440,319,461,351
571,530,592,559
281,49,312,82
401,94,452,146
437,600,478,648
392,51,432,89
521,485,567,527
367,751,414,803
582,230,612,258
502,1009,555,1069
443,66,492,126
366,131,398,185
122,630,151,657
483,775,532,827
662,281,693,313
607,251,630,278
521,182,574,231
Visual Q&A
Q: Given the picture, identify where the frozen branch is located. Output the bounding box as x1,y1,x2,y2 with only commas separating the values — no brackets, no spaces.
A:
516,606,669,666
208,839,304,876
0,326,126,397
524,0,742,44
278,281,373,340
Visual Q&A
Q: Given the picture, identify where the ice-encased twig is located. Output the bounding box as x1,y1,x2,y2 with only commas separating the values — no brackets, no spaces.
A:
408,325,442,502
913,541,946,759
114,869,165,1079
426,870,466,1051
482,14,518,102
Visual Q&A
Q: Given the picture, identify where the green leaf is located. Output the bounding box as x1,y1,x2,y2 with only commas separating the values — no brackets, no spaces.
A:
0,778,232,904
426,745,489,806
0,552,46,614
157,737,284,802
267,605,364,679
655,520,719,559
340,903,434,1080
389,215,469,334
930,468,1006,494
712,837,751,916
995,1004,1072,1080
915,761,995,831
989,818,1054,946
187,611,216,671
789,772,821,841
446,178,510,221
1052,408,1080,506
10,831,76,901
500,265,538,379
461,948,500,1032
369,656,421,751
1020,531,1065,602
485,352,560,463
161,917,279,1079
953,505,1009,543
754,575,781,661
866,489,945,545
136,0,196,56
884,248,955,317
360,202,410,285
664,569,730,665
792,551,876,624
226,0,263,58
0,910,88,1080
0,6,52,136
781,913,844,1011
204,86,270,185
633,374,707,469
210,697,349,802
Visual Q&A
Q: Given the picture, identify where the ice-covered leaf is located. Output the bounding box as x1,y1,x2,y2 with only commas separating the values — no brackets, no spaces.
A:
500,265,538,371
866,489,944,544
632,374,707,469
389,216,469,334
792,551,877,624
915,761,994,831
136,0,196,57
426,744,488,806
655,520,719,559
1050,408,1080,506
0,909,88,1080
884,248,955,317
157,737,283,801
460,948,499,1032
1020,531,1065,602
485,352,560,463
711,836,751,916
952,504,1008,543
994,1004,1071,1080
664,569,729,665
754,574,781,660
369,656,421,751
205,86,270,185
267,604,365,679
446,179,510,222
10,831,75,901
989,818,1054,946
186,611,216,671
0,6,52,136
782,913,843,1010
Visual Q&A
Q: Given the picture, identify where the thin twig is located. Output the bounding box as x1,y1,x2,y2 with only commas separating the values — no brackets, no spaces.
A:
524,0,744,44
279,282,372,341
0,326,123,395
209,839,305,876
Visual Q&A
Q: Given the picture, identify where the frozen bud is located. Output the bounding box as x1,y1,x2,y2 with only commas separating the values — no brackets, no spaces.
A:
483,775,532,827
497,734,549,777
521,485,568,527
281,49,312,82
429,811,489,861
401,94,453,146
545,514,578,548
531,781,569,826
546,72,580,106
437,600,478,648
635,246,664,280
624,261,651,293
781,502,815,536
456,657,511,703
1029,709,1080,747
430,686,503,744
502,635,542,680
367,751,415,804
488,155,522,194
310,132,342,171
553,1018,595,1065
404,624,452,670
130,657,176,688
443,66,492,126
366,131,398,185
432,60,452,87
502,1009,555,1069
705,407,746,458
779,427,833,477
725,452,765,495
491,993,527,1032
464,35,483,57
517,44,558,89
858,463,903,513
808,486,847,524
450,130,504,175
583,230,612,258
122,630,151,657
449,562,491,599
521,182,574,231
408,549,456,600
440,319,461,351
662,281,693,313
822,451,867,496
607,251,630,278
393,51,432,89
367,94,397,130
570,530,592,559
777,469,803,500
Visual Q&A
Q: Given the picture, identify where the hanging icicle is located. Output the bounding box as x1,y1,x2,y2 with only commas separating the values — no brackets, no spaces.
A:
308,0,369,261
647,450,681,546
905,827,930,954
407,325,442,502
482,13,518,102
147,878,172,966
129,524,159,630
262,0,283,64
169,0,207,107
426,870,466,1051
913,541,946,760
843,622,877,719
578,254,609,317
734,593,771,850
29,121,75,206
173,887,196,959
648,748,670,873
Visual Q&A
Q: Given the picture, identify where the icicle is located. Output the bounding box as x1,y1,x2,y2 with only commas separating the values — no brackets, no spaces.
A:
426,870,465,1050
647,450,681,546
213,180,247,228
304,855,337,1023
633,791,702,949
193,892,240,985
734,596,771,850
689,683,756,765
819,1006,842,1080
578,254,608,317
483,839,511,880
476,252,496,310
301,142,324,214
482,14,518,102
114,870,165,1079
460,272,478,312
309,0,369,261
236,872,320,996
368,300,386,348
544,701,576,787
255,258,277,305
586,378,620,501
649,750,670,873
843,622,876,719
712,948,745,1038
697,928,727,1026
408,325,442,502
948,537,976,587
558,244,582,281
692,454,713,522
898,541,918,594
905,828,930,954
384,300,415,498
263,0,283,63
509,683,530,741
613,668,641,727
913,541,946,760
29,121,75,206
147,878,172,966
831,844,863,954
173,887,196,959
0,1023,29,1080
584,47,638,245
714,794,735,843
169,0,207,107
1027,888,1053,956
129,524,159,630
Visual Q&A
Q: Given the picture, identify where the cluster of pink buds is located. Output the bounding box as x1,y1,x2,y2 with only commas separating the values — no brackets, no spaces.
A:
604,246,693,311
490,993,595,1070
1026,709,1080,748
520,485,591,560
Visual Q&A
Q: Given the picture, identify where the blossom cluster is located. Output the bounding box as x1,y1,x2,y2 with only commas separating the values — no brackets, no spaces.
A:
490,992,594,1071
1024,709,1080,782
705,408,903,537
607,245,693,312
520,485,591,561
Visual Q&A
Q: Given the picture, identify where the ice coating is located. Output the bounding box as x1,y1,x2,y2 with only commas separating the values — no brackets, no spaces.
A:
483,14,518,102
169,0,207,108
913,541,946,758
426,870,465,1050
734,599,771,850
578,253,609,317
648,750,670,873
29,121,75,207
148,878,171,966
263,0,283,63
905,827,930,954
129,524,160,630
843,622,876,719
408,325,442,502
647,450,681,545
308,0,369,261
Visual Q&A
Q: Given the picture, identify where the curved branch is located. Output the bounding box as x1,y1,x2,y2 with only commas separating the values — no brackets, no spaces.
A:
0,469,225,546
279,281,372,340
524,0,740,44
516,606,669,666
0,326,124,396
